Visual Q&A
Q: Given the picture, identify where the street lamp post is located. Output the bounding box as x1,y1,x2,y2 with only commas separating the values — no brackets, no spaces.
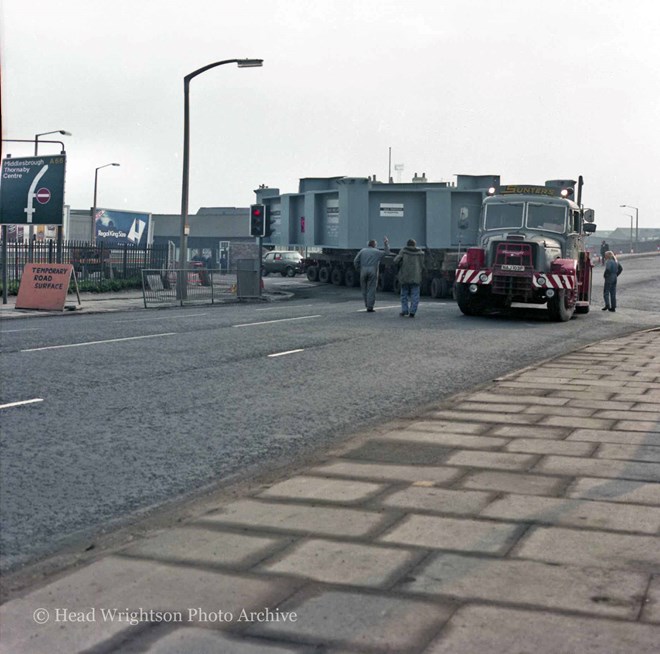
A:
35,130,71,156
620,204,639,251
177,58,263,300
624,214,634,253
92,163,120,241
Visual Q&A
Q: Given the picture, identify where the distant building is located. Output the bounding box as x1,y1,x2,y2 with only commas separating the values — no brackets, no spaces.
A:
587,227,660,255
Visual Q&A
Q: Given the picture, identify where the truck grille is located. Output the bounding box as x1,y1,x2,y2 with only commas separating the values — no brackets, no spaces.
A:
491,241,535,298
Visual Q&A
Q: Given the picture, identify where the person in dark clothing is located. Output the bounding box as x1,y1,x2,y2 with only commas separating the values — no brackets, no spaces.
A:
353,237,390,312
602,250,619,312
600,240,609,265
393,239,425,317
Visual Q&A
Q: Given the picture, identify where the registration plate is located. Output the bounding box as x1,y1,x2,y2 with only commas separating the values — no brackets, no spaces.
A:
500,264,525,272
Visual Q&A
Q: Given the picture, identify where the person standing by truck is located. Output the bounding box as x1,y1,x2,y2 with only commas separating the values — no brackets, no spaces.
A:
602,250,619,312
354,237,390,312
600,240,609,265
393,239,425,317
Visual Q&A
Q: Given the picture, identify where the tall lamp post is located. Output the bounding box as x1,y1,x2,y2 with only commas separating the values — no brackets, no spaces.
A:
92,163,120,241
624,214,634,253
35,129,71,155
177,57,263,300
620,204,639,252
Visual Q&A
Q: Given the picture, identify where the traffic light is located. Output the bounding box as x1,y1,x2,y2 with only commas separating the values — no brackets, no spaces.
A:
264,205,274,237
249,204,266,237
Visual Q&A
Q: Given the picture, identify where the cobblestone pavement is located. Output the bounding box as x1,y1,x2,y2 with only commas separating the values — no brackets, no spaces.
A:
1,328,659,653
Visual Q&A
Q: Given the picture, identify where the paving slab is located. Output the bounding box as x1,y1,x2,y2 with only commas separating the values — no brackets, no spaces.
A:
251,588,453,653
400,552,647,618
504,438,596,457
429,410,542,425
121,527,285,568
462,392,569,406
457,470,566,496
400,420,489,434
377,430,508,449
379,487,495,515
489,424,569,439
424,604,660,654
0,557,288,654
380,515,521,554
567,428,660,445
260,539,417,587
339,440,452,465
480,493,660,533
307,461,462,485
641,575,660,624
197,500,387,538
257,476,385,503
535,454,660,481
595,443,660,462
513,526,660,571
444,450,537,471
565,477,660,505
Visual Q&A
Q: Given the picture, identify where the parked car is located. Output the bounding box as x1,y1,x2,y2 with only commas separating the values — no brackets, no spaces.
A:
262,251,304,277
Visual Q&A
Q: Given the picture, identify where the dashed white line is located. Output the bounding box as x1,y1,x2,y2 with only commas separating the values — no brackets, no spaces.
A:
21,333,177,352
234,315,321,327
268,349,304,358
0,398,44,410
114,313,207,323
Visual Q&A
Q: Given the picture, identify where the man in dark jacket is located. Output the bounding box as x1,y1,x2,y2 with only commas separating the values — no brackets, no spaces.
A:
393,239,425,317
602,250,619,312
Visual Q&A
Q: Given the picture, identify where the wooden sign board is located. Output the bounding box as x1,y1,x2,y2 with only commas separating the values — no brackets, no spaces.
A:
15,264,75,311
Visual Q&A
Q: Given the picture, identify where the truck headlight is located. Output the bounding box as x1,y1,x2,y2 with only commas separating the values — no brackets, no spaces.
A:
537,276,547,286
469,284,478,293
546,289,555,298
479,273,489,282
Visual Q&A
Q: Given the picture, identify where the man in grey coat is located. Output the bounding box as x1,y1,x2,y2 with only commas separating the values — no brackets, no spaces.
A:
393,239,425,317
353,237,390,312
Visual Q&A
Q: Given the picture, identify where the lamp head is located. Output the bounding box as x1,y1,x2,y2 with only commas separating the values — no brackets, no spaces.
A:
237,58,264,68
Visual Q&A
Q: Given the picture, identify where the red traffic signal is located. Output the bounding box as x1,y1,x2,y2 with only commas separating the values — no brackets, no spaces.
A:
249,204,266,237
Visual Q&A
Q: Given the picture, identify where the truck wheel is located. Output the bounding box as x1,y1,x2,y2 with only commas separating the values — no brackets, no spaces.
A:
455,283,486,316
430,277,442,298
318,266,331,283
439,278,450,298
330,267,345,285
547,290,575,322
344,268,358,287
392,277,401,294
378,272,393,292
306,266,319,282
575,304,590,314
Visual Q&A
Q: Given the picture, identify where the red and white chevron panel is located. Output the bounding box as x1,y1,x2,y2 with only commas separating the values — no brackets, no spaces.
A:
455,269,492,284
533,273,575,289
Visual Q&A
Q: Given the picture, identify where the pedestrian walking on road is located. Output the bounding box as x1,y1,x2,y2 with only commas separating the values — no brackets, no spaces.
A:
393,239,425,317
353,237,390,312
600,240,609,265
602,250,620,312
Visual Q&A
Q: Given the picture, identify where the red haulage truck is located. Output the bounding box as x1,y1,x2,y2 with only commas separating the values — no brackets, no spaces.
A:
455,177,596,321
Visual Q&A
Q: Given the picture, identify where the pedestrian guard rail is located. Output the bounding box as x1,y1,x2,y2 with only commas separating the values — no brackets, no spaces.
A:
141,263,261,307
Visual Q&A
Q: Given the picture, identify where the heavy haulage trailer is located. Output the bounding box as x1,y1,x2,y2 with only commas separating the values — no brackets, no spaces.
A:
255,174,499,297
455,177,596,321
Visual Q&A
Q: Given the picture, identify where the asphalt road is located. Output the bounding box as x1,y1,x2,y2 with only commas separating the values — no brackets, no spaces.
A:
1,256,659,572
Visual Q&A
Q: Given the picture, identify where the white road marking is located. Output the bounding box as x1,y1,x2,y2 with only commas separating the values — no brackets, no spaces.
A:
1,328,41,333
268,349,304,358
234,315,321,327
355,305,400,312
21,333,177,352
113,313,208,323
0,398,44,410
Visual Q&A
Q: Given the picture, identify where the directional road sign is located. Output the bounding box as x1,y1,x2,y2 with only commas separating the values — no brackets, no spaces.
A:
0,155,66,225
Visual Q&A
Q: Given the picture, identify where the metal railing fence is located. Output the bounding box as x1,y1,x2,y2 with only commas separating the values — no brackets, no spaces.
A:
141,268,240,307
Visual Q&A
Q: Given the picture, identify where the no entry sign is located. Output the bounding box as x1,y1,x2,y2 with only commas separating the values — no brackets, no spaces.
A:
36,188,51,204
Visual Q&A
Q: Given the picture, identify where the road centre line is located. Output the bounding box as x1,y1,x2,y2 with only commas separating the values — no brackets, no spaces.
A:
0,398,44,410
21,333,177,352
113,313,208,323
268,349,304,358
1,328,41,333
234,315,321,327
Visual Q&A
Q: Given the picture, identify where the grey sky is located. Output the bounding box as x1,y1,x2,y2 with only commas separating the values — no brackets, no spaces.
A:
2,0,659,230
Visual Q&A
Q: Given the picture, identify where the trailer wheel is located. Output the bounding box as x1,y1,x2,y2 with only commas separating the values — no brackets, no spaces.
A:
430,277,442,298
306,266,319,282
378,272,393,292
344,268,358,287
392,277,401,295
420,279,431,296
547,289,575,322
330,267,345,285
318,266,331,283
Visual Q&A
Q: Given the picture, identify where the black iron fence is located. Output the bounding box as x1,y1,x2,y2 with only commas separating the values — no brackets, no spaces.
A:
1,240,170,283
141,268,239,307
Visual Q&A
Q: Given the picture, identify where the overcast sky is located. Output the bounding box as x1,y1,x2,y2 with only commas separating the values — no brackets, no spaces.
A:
2,0,659,230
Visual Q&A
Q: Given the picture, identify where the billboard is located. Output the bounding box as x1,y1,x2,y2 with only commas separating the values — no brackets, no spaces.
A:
95,208,151,246
0,155,66,225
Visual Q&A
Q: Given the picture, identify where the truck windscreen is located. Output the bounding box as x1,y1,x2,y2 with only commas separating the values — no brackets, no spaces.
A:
484,202,523,230
526,203,566,233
